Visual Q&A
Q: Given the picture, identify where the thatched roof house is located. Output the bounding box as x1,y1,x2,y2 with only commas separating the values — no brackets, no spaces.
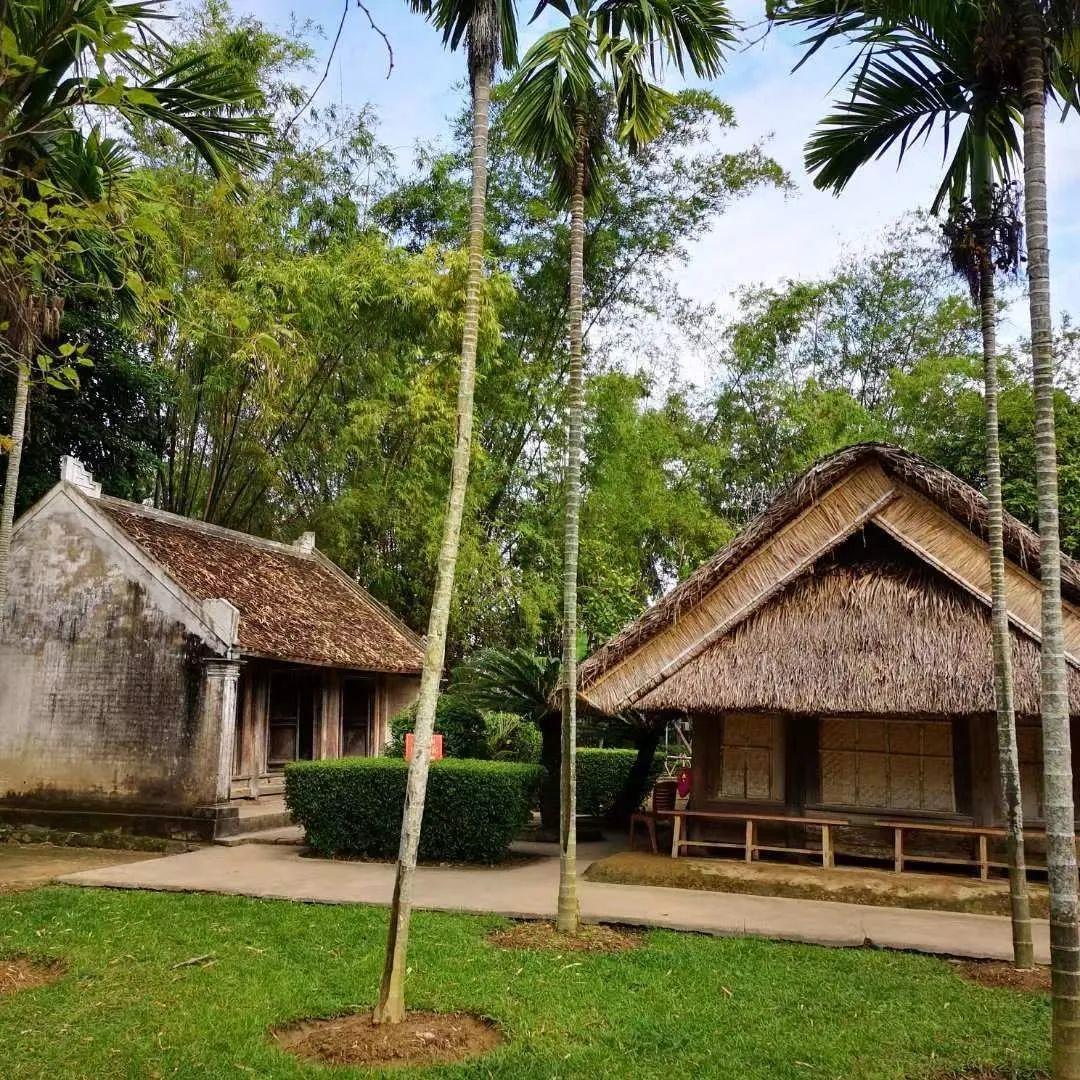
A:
580,444,1080,842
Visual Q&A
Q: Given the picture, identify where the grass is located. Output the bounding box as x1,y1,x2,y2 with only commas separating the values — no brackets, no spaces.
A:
0,886,1049,1080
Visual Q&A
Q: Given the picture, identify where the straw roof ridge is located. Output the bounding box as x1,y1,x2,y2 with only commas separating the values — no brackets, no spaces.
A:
637,548,1080,716
579,442,1080,691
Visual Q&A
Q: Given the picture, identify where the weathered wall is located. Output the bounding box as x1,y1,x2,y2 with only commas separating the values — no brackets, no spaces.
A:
378,674,421,752
0,491,222,812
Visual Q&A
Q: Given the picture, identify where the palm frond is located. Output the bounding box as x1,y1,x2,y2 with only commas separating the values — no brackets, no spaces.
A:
505,20,600,168
3,0,269,182
113,52,271,177
805,48,972,194
451,647,561,722
593,0,737,79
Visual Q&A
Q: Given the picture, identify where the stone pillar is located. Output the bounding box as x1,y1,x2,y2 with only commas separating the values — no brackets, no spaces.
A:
204,658,242,803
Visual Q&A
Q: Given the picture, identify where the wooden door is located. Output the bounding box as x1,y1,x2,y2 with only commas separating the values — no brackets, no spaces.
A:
341,678,375,758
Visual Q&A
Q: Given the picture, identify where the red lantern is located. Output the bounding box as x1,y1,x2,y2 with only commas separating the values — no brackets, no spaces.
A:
676,767,692,798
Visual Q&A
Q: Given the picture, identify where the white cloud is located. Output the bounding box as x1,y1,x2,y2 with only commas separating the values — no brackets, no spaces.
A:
669,5,1080,382
238,0,1080,385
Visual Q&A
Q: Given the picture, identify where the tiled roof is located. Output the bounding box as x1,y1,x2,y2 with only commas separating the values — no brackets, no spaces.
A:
97,498,423,673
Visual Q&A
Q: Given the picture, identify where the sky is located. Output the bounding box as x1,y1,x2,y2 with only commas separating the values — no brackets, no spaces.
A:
230,0,1080,381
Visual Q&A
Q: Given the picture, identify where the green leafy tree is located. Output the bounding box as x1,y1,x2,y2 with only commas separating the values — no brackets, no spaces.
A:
452,646,563,827
0,0,267,606
0,296,168,512
371,89,780,655
506,0,736,933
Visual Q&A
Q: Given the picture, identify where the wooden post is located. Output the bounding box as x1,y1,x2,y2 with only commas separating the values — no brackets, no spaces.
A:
745,819,754,864
979,834,989,881
894,827,904,874
822,824,833,869
670,814,682,859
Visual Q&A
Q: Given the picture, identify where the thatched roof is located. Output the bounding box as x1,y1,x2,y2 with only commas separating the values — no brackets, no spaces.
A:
98,498,423,674
637,529,1080,717
580,443,1080,714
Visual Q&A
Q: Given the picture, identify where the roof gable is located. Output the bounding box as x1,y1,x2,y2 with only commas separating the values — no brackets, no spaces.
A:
579,444,1080,714
637,530,1080,716
92,497,423,673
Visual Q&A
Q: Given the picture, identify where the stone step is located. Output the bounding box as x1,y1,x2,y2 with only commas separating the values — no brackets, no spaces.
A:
214,824,304,847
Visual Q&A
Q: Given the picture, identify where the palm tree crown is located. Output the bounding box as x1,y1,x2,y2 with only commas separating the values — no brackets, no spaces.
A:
507,0,735,196
1,0,270,180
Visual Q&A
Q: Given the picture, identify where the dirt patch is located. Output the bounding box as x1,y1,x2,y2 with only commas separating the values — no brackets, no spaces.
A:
488,920,642,953
585,851,1051,918
0,956,64,996
272,1010,502,1069
0,843,163,894
951,960,1051,993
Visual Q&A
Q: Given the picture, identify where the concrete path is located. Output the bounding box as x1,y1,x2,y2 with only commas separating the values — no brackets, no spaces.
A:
58,841,1050,963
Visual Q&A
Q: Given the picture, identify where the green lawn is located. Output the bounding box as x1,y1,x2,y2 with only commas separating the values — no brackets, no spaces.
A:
0,886,1049,1079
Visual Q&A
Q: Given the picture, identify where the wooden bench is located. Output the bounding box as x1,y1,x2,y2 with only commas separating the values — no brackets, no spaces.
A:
659,810,849,868
875,820,1048,880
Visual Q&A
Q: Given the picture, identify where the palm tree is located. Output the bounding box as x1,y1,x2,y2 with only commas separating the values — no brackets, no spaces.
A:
0,0,268,608
1010,2,1080,1071
373,0,519,1025
451,647,563,828
771,0,1046,972
506,0,735,934
942,175,1033,970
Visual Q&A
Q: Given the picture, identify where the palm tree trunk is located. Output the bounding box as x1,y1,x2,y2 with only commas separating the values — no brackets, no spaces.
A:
556,114,588,935
373,65,492,1025
1019,4,1080,1072
540,712,562,833
0,358,30,612
973,153,1034,969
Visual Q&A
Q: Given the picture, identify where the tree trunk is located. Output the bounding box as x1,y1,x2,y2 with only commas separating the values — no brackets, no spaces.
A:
0,358,30,612
373,66,492,1025
1019,5,1080,1073
973,139,1034,969
540,712,561,833
609,722,662,827
556,114,588,935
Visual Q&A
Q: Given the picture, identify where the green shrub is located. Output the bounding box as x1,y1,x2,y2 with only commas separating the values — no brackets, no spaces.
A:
484,711,542,763
385,694,489,759
576,747,662,818
285,757,542,863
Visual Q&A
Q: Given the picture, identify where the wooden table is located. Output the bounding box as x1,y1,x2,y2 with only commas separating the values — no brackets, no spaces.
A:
659,810,849,868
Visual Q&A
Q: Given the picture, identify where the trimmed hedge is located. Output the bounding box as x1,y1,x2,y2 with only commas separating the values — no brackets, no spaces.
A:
577,748,662,818
284,757,543,864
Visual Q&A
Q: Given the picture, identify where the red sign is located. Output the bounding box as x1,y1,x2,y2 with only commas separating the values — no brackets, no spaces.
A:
405,733,444,761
